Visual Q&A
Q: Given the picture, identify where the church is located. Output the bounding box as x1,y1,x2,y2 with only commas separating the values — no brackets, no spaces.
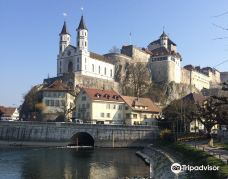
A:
44,16,117,90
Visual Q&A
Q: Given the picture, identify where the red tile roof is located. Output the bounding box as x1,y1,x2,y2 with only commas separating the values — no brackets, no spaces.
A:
0,106,17,117
82,88,124,102
121,96,161,113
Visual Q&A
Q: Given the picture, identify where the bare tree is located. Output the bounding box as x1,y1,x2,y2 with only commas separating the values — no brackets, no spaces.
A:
123,62,151,97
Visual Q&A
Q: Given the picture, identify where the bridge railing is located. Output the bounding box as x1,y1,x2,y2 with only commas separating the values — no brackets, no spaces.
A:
0,120,159,129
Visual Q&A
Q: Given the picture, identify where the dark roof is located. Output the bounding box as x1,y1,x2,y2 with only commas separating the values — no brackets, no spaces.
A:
82,88,124,103
182,93,206,105
42,80,71,92
60,21,70,35
151,47,181,58
90,52,113,64
121,96,161,113
77,16,87,30
160,31,168,38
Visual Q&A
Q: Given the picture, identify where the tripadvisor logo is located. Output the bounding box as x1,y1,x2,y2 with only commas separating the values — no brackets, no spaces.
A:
171,163,219,174
171,163,182,174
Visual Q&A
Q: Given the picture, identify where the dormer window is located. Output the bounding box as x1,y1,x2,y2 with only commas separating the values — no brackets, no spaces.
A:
95,93,101,98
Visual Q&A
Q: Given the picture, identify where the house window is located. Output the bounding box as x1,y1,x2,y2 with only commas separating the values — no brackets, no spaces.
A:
110,69,112,77
118,114,121,119
45,100,49,106
86,112,90,117
126,113,131,119
82,96,86,101
78,113,81,118
133,114,137,118
106,104,110,109
125,106,129,110
100,113,105,117
55,100,59,107
107,113,110,118
82,104,85,108
86,103,90,108
77,65,80,71
85,41,87,47
99,66,101,74
77,57,80,63
113,105,116,109
50,100,54,106
118,105,122,110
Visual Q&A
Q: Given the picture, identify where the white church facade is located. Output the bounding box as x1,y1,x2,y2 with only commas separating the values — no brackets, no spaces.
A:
57,16,115,83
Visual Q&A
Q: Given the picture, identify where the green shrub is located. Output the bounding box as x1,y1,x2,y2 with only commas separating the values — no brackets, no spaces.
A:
160,129,175,143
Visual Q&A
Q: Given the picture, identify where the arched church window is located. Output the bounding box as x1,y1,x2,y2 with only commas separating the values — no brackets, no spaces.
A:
68,61,73,73
104,67,107,75
92,64,94,72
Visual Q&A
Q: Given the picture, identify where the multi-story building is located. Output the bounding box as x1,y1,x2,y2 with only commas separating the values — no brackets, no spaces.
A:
182,65,221,90
75,88,125,124
41,80,75,121
74,87,161,125
0,106,19,121
121,96,161,125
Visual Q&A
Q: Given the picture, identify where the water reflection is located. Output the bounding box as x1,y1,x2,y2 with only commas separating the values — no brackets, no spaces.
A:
0,147,149,179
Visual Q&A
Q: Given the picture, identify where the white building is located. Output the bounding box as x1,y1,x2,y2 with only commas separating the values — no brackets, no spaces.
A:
148,31,182,84
0,106,19,121
75,88,125,124
57,16,115,85
41,80,75,121
75,87,161,125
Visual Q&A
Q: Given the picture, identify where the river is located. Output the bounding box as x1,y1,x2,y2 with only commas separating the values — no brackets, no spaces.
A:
0,147,149,179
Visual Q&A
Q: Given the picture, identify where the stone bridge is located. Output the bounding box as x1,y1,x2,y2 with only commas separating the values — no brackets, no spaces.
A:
0,121,159,147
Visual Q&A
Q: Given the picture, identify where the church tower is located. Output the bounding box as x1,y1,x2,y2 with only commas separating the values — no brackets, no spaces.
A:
77,16,88,51
59,21,70,54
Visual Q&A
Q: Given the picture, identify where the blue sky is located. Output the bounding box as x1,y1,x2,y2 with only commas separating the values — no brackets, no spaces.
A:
0,0,228,106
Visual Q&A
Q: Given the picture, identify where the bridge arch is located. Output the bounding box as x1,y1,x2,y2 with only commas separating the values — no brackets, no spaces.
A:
69,132,94,147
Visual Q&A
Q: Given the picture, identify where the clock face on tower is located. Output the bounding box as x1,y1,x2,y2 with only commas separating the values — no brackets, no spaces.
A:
67,50,71,56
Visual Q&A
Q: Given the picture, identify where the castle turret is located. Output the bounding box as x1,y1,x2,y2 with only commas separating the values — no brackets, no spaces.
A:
160,31,168,49
59,21,70,54
77,16,88,51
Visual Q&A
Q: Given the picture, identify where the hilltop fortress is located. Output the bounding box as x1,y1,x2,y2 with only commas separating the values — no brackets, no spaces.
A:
44,16,221,92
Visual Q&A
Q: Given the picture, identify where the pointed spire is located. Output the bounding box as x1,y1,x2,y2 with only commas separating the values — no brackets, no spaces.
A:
77,16,88,30
60,21,70,35
160,29,168,38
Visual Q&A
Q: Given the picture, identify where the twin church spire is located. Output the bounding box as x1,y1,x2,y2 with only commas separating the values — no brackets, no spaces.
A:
59,16,88,54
